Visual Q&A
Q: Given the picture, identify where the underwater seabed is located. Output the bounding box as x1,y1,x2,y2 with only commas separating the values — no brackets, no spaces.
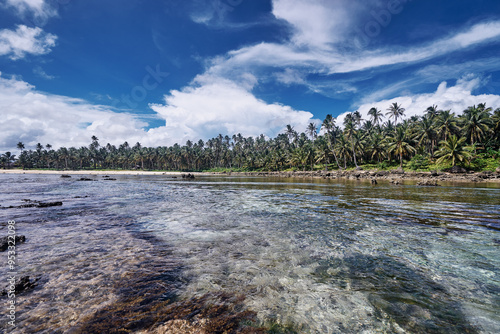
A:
0,174,499,333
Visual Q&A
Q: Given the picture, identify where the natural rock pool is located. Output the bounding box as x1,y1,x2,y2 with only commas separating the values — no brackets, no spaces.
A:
1,174,499,333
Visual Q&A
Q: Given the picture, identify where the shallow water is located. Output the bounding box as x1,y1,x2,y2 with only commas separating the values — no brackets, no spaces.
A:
0,174,499,333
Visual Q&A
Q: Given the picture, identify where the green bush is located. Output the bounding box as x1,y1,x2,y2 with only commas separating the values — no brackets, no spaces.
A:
408,154,430,171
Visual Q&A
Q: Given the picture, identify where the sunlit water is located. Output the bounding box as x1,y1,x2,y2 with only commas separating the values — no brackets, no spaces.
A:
0,174,499,333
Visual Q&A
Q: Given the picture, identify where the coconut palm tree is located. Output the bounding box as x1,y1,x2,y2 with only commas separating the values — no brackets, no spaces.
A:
460,105,492,148
343,113,359,167
435,135,472,167
2,152,16,168
368,107,384,126
426,105,439,119
322,115,342,169
368,132,386,163
386,126,416,168
415,115,437,157
307,122,317,140
17,142,25,154
335,133,351,169
436,110,458,141
386,102,406,124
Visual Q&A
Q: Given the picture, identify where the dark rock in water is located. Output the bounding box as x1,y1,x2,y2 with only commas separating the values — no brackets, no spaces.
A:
1,276,38,296
390,180,400,185
430,170,440,177
417,180,440,186
37,201,63,208
102,175,110,178
0,235,26,251
316,255,479,333
103,178,117,181
1,201,63,209
181,173,195,179
446,166,467,174
78,177,95,181
60,174,71,178
371,179,378,185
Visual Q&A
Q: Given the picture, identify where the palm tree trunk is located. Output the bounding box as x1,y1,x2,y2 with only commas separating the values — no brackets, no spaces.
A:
351,140,358,167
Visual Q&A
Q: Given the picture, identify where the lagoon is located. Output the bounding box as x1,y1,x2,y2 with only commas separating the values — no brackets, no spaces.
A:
1,174,499,333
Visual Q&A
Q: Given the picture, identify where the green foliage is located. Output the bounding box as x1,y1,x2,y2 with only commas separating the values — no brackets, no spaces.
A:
5,103,500,173
408,154,430,171
467,154,500,171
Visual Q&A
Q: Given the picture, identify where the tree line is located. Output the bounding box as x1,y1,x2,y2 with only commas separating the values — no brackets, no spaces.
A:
2,103,499,172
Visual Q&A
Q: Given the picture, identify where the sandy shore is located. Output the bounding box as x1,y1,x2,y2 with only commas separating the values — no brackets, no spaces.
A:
0,169,196,176
2,168,499,184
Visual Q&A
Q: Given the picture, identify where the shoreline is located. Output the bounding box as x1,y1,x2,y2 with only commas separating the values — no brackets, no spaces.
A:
2,168,500,184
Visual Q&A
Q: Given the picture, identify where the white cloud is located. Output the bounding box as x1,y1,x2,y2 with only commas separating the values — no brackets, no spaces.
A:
4,0,56,21
33,65,55,79
0,74,149,152
150,77,314,144
0,25,57,60
336,77,500,126
0,74,314,152
272,0,361,49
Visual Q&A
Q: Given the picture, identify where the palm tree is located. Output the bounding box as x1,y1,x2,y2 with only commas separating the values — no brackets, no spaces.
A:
2,152,16,168
460,105,492,148
368,107,384,126
386,126,416,168
307,122,317,140
436,135,472,167
426,105,439,119
17,142,25,154
335,133,351,169
368,132,386,163
322,114,342,169
344,113,359,167
436,110,458,141
386,102,406,124
415,115,437,157
352,111,363,128
285,124,297,144
492,108,500,143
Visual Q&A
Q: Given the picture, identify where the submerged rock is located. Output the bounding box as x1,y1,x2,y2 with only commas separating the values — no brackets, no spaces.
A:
371,179,378,185
1,276,38,296
37,201,63,207
78,177,95,181
181,173,195,179
60,174,72,178
0,200,63,209
417,180,440,186
0,235,26,251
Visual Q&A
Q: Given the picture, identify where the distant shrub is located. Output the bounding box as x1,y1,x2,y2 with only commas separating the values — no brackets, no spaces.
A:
408,154,429,171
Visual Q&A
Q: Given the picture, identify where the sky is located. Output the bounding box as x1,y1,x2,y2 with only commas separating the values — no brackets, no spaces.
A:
1,0,500,152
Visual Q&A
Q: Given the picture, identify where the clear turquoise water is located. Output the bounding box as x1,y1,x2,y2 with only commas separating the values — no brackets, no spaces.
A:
0,174,499,333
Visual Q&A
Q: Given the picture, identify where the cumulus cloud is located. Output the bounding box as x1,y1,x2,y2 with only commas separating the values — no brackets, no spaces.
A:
3,0,57,21
0,25,57,60
272,0,361,49
150,77,314,144
0,74,314,152
336,77,500,126
0,74,149,152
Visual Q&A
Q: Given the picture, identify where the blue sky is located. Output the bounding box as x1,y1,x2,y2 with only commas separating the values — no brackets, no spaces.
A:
1,0,500,151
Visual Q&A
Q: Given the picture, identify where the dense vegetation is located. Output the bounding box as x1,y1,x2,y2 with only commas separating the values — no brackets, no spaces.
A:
2,103,500,172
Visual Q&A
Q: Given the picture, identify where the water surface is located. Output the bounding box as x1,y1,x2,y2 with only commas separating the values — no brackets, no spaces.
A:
0,174,499,333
